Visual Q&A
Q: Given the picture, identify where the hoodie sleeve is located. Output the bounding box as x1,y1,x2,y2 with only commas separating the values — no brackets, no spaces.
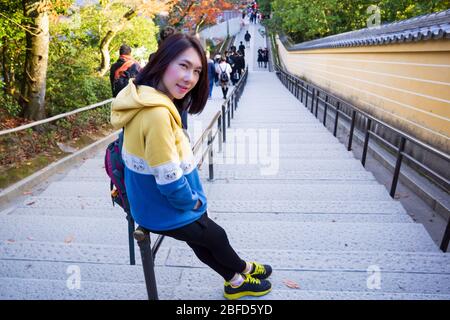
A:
142,108,199,211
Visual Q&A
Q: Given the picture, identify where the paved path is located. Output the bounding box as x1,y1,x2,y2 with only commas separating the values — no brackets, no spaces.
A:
1,22,449,300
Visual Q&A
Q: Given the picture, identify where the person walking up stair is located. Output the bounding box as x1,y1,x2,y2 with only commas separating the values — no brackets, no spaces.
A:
244,31,251,48
216,56,232,99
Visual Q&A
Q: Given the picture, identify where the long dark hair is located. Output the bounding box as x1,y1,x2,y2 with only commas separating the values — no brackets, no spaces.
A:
135,33,208,115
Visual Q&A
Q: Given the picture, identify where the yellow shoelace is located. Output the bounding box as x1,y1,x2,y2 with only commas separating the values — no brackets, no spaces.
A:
244,274,261,285
253,263,265,275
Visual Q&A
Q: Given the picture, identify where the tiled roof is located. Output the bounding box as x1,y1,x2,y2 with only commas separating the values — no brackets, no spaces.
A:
288,9,450,51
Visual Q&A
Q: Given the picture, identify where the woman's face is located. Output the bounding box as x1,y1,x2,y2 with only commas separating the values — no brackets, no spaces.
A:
157,47,203,101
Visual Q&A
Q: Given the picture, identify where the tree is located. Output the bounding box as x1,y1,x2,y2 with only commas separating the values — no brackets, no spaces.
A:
97,0,174,76
270,0,450,43
0,0,25,99
167,0,235,33
19,0,72,120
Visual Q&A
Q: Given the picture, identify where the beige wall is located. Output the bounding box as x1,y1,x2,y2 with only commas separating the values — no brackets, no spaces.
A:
276,36,450,154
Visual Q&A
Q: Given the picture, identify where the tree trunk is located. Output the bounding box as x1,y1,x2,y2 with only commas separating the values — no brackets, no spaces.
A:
98,9,136,77
98,30,116,77
20,0,49,120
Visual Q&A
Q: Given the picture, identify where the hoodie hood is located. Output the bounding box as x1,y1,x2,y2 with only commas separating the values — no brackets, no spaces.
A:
111,80,182,129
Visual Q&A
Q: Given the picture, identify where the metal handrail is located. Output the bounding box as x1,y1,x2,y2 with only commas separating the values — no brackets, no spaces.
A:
0,99,113,136
274,63,450,252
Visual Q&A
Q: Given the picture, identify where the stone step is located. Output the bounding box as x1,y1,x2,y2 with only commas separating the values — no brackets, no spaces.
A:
0,277,161,300
167,247,450,273
3,276,448,300
0,240,166,266
1,255,450,299
0,215,438,252
62,174,378,185
207,200,407,214
205,183,391,201
172,286,450,300
80,144,350,167
210,159,367,173
229,116,320,124
17,197,407,214
36,179,388,199
198,170,376,181
6,208,412,223
217,133,339,143
175,267,450,297
64,169,375,182
2,241,447,273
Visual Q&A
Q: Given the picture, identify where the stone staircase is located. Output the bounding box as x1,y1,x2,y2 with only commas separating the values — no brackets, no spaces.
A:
1,24,449,300
1,70,449,300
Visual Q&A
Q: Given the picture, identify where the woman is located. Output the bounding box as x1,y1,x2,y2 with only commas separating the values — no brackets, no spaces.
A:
216,56,232,99
111,33,272,300
257,47,263,68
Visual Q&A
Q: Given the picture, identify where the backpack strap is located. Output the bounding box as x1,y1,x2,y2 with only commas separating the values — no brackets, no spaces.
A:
114,60,135,80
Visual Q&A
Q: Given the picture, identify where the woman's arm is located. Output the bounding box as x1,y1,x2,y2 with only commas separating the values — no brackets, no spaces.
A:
143,108,200,211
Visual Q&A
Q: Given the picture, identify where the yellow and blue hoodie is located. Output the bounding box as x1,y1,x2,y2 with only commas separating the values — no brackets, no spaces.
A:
111,81,207,231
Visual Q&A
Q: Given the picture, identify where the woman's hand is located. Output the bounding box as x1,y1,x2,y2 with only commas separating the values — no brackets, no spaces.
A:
193,199,202,210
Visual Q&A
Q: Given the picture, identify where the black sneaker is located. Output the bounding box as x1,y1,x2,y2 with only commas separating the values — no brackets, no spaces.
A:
224,274,272,300
249,262,272,280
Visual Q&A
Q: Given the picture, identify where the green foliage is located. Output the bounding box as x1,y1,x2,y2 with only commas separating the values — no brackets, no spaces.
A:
0,1,159,118
0,94,21,117
269,0,450,43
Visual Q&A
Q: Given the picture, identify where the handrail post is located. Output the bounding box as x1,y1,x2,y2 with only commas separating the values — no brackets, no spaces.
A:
222,104,226,142
315,91,319,118
323,95,328,126
311,88,315,113
333,101,340,137
208,131,214,181
440,220,450,252
227,100,231,128
305,85,309,108
361,118,372,167
348,110,357,151
390,137,406,198
218,116,223,153
134,227,158,300
127,215,136,265
300,82,304,103
294,79,297,98
231,96,234,119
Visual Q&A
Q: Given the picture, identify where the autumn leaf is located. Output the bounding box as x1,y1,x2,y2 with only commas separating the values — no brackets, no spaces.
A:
283,279,300,289
64,235,75,244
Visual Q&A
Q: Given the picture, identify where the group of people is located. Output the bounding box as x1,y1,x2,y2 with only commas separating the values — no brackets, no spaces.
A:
242,1,264,24
109,28,273,300
257,47,269,68
208,43,246,100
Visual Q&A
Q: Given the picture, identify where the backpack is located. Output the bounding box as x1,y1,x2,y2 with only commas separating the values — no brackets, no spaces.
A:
113,70,131,97
112,59,137,97
104,130,130,215
219,65,229,83
104,129,137,266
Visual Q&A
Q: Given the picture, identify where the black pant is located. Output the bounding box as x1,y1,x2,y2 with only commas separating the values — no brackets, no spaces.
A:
149,212,246,281
221,86,229,98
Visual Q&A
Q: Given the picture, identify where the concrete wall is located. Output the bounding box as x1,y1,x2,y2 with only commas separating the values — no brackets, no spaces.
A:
276,36,450,155
199,17,243,44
